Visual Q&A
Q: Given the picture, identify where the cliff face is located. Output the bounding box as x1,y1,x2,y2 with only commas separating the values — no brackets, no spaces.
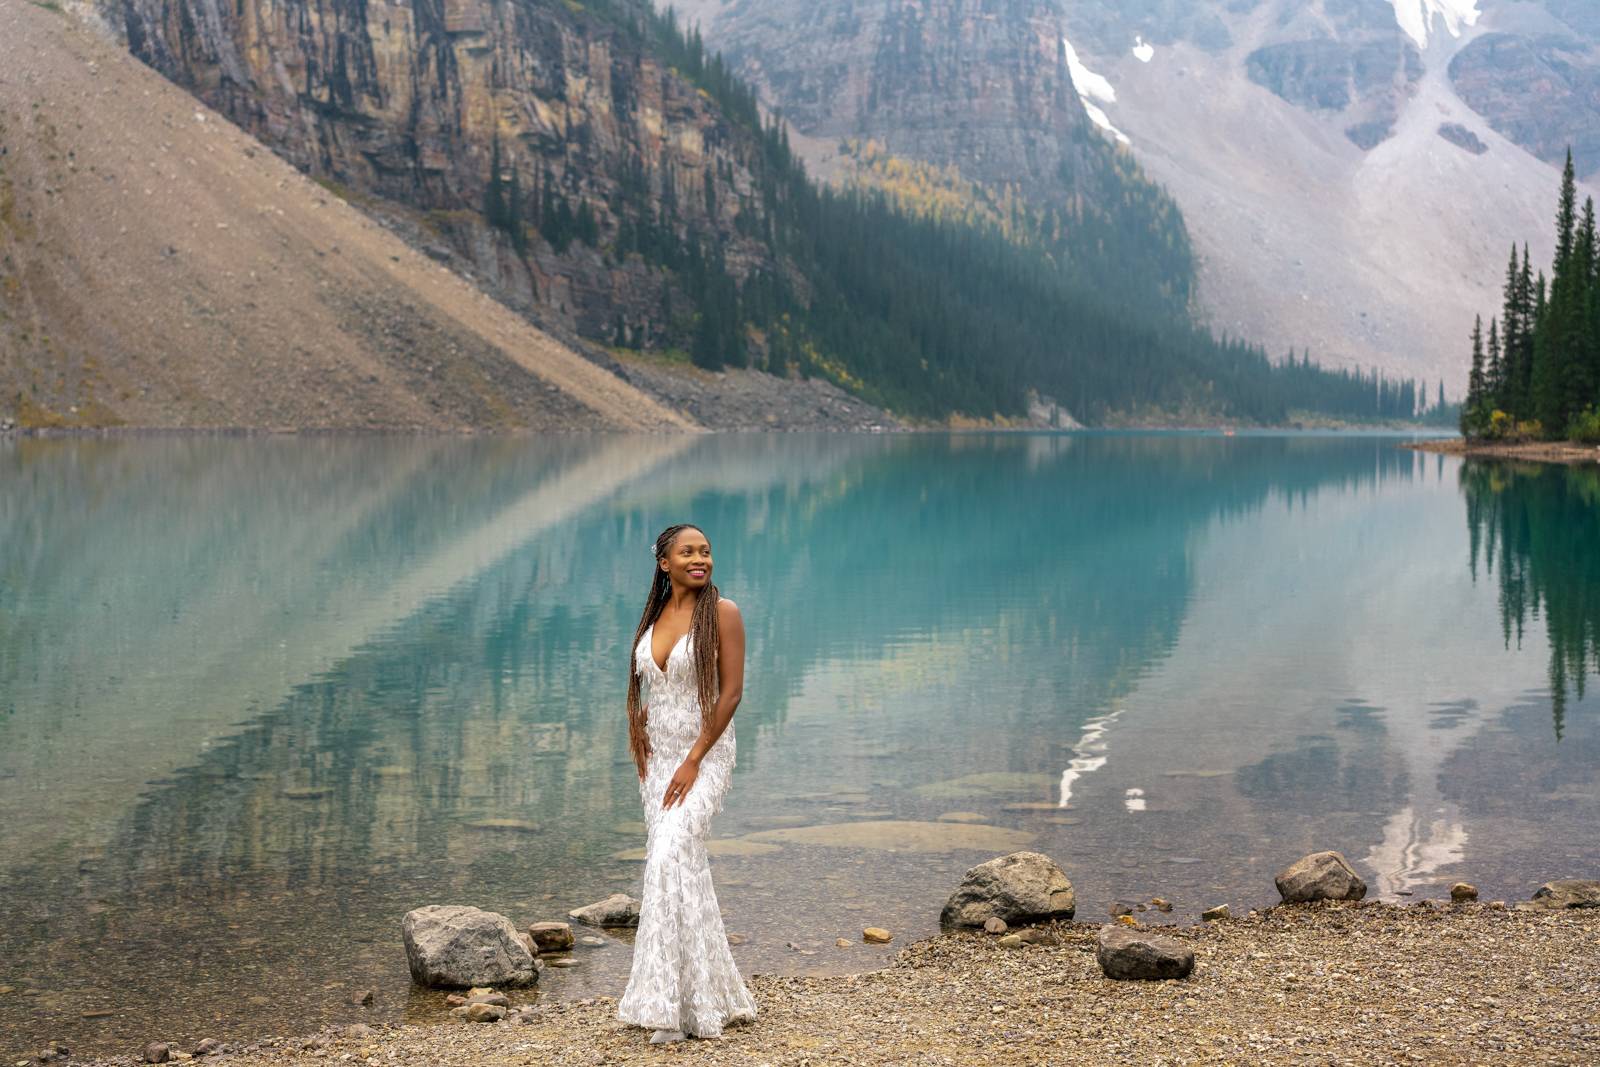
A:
97,0,772,349
0,0,694,432
677,0,1093,200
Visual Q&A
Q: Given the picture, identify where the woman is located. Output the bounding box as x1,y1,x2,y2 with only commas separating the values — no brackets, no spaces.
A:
615,523,759,1043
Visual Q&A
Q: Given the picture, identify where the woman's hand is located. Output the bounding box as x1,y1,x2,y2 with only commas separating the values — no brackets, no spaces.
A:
662,758,699,808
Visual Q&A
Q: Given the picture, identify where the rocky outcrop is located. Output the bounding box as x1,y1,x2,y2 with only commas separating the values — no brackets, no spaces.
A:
401,905,539,988
940,851,1075,927
1245,36,1421,149
1450,33,1600,179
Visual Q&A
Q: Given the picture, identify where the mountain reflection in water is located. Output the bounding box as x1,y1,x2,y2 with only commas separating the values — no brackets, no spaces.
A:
0,433,1595,1057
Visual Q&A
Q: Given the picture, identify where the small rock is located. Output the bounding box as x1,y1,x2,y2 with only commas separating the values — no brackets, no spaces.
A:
191,1038,223,1055
1108,903,1134,918
982,916,1008,935
568,893,640,927
1274,850,1367,903
444,994,467,1007
466,988,495,998
528,922,575,953
1450,882,1479,902
1013,927,1057,945
467,993,509,1007
1096,926,1195,980
1529,879,1600,910
545,958,579,968
726,932,748,945
1150,897,1173,913
578,935,607,948
144,1043,171,1064
342,1025,373,1040
1488,900,1507,910
836,937,852,947
940,851,1075,927
862,927,893,943
349,988,375,1007
996,934,1025,948
1201,904,1231,922
464,1003,506,1023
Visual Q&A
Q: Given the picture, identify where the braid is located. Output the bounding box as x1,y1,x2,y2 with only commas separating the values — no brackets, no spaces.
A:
625,524,721,779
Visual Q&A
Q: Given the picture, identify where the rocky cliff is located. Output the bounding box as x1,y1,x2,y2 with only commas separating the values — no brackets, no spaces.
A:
92,0,776,354
0,0,695,431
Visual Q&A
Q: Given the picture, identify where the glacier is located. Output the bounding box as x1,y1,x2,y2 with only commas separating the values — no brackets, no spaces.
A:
1063,34,1131,144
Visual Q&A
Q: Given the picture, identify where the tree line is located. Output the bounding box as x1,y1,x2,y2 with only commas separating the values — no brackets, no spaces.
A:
1463,151,1600,442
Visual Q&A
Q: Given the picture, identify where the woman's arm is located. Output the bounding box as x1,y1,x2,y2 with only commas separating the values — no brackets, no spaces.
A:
663,598,745,806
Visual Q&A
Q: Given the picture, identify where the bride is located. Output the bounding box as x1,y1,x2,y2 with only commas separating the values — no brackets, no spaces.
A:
615,523,759,1043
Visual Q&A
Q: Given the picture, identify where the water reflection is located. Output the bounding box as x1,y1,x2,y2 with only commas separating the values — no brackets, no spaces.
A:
1463,461,1600,738
0,434,1594,1057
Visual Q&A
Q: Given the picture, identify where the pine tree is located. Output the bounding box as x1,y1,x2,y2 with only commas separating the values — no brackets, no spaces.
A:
1485,315,1503,414
1465,314,1484,435
1538,150,1581,436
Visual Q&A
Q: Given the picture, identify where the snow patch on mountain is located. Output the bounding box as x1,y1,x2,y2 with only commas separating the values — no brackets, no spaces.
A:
1390,0,1482,50
1063,35,1130,143
1133,37,1154,63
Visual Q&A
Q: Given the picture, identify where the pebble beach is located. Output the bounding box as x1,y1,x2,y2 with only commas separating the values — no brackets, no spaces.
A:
69,900,1600,1067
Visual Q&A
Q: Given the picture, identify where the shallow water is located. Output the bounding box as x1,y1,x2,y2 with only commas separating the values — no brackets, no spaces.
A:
1,432,1595,1056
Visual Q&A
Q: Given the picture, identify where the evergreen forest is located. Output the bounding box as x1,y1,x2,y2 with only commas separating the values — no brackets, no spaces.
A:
1463,151,1600,442
500,1,1436,426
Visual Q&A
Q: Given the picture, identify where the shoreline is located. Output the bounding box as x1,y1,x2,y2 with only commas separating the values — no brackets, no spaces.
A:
67,901,1600,1066
1405,437,1600,465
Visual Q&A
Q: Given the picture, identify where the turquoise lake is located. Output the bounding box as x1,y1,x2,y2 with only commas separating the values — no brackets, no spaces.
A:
2,432,1597,1056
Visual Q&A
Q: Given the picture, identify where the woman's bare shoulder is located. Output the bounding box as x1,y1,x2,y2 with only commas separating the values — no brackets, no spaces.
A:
716,595,741,618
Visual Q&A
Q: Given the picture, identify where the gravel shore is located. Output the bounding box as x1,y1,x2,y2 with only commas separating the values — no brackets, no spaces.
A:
1405,438,1600,465
78,902,1600,1066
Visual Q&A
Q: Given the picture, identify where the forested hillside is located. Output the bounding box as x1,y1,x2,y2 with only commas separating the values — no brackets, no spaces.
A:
99,0,1398,425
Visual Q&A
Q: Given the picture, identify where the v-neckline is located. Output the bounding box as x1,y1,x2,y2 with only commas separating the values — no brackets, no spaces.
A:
647,621,687,675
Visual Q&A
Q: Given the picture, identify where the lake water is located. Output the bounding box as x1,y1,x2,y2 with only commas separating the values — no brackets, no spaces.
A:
2,432,1597,1056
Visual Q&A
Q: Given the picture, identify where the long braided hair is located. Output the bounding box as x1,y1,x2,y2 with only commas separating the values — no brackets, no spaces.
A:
625,523,721,779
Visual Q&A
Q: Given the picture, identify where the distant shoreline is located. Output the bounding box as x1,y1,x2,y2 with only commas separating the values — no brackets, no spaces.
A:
1405,437,1600,465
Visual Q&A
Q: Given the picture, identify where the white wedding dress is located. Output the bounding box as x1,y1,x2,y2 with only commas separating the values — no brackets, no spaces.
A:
615,623,758,1038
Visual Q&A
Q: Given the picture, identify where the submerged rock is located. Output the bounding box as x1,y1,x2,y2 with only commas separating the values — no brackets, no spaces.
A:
568,893,640,927
862,927,893,943
742,819,1034,854
1096,926,1195,981
940,850,1075,927
402,905,537,988
528,921,575,952
1274,851,1367,903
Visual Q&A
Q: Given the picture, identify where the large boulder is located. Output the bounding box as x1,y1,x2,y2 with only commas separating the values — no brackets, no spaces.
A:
568,893,640,927
1095,926,1195,981
1528,879,1600,910
402,905,538,988
939,851,1075,927
1274,851,1367,904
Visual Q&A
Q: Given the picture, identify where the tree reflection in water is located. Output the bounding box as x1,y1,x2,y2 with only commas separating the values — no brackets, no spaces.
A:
1464,461,1600,738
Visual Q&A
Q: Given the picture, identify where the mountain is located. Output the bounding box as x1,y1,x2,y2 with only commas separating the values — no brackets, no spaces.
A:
0,0,692,431
676,0,1600,395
